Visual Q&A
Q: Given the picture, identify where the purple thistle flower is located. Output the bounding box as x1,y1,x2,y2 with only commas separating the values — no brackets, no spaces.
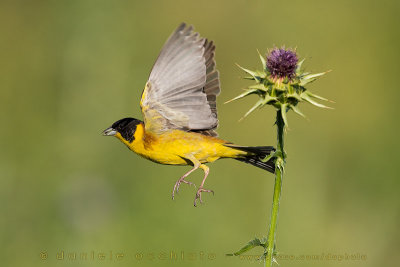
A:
267,48,298,80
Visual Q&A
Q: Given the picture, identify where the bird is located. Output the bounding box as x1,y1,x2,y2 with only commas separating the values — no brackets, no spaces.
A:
103,23,275,206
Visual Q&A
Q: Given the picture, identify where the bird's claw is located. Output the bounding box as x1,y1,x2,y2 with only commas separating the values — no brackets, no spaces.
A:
194,187,214,207
172,177,196,200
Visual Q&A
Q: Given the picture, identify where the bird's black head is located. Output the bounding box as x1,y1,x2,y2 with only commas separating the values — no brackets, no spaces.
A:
102,117,142,142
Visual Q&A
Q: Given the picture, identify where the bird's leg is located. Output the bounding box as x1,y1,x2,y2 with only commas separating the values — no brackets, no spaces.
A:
172,156,199,200
194,164,214,207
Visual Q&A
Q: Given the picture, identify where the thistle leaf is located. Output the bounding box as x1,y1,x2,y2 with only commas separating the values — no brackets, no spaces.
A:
296,58,305,75
300,70,331,86
236,64,259,79
287,93,302,101
305,91,335,103
290,105,307,119
254,70,267,79
248,84,267,91
302,72,328,80
280,104,289,127
224,89,260,104
301,93,333,109
257,49,267,70
261,151,276,163
240,99,264,120
226,237,266,256
261,95,277,105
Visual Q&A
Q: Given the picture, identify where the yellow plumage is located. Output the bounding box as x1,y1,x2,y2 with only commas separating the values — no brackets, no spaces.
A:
115,123,245,165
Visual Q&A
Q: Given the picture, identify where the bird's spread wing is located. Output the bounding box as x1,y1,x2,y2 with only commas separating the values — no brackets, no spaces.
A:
140,23,220,136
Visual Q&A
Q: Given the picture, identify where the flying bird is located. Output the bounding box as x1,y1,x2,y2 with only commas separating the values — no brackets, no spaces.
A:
103,23,275,206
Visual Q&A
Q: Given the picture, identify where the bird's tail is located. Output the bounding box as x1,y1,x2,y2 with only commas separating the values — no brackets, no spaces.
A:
225,144,276,173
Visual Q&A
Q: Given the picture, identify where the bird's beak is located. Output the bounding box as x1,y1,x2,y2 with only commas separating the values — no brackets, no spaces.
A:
102,127,117,136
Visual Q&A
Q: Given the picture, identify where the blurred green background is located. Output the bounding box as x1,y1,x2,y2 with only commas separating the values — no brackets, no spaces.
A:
1,0,399,266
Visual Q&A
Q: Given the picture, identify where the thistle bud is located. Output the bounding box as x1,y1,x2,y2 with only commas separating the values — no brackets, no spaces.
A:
226,47,332,126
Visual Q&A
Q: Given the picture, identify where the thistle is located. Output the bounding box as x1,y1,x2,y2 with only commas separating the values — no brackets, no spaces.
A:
227,47,331,266
227,47,331,124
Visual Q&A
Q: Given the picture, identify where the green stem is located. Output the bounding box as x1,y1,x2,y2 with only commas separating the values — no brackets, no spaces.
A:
265,109,286,266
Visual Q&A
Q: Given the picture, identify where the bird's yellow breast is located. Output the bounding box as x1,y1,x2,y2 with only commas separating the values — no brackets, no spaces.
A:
115,123,242,165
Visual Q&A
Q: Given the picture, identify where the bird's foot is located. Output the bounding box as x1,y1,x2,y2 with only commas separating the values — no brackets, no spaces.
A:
172,177,195,200
194,187,214,207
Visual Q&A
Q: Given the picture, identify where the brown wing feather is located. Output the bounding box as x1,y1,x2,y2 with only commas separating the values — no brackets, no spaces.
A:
196,39,220,137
